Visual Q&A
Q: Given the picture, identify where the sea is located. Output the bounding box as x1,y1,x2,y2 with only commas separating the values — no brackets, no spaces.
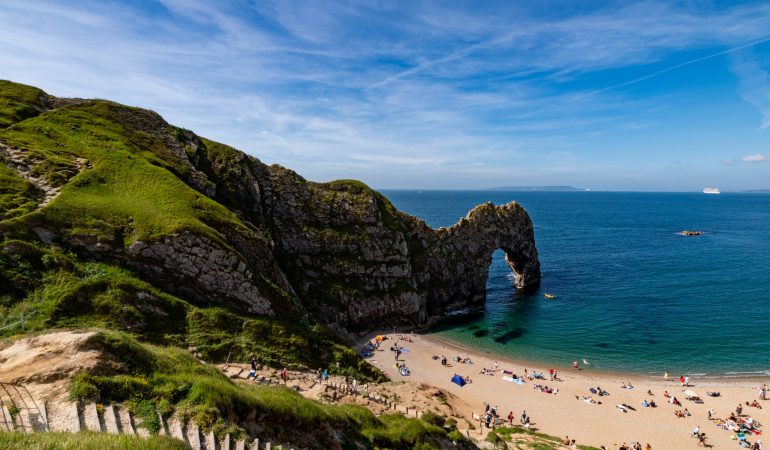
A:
381,190,770,378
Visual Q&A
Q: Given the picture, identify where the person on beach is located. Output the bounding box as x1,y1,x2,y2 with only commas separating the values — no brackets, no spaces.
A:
573,360,579,370
679,375,685,386
692,425,700,437
549,368,555,380
563,436,570,445
737,403,744,416
685,375,690,386
697,432,707,446
323,368,328,382
282,368,288,384
664,371,669,381
507,410,513,425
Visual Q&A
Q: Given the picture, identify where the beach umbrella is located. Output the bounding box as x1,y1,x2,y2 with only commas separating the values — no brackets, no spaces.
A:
451,374,466,387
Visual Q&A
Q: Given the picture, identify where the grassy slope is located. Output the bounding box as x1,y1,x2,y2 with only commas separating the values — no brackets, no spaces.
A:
0,431,188,450
0,98,249,245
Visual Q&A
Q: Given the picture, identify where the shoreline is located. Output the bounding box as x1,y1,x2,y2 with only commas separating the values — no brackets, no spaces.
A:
358,329,770,449
419,331,770,385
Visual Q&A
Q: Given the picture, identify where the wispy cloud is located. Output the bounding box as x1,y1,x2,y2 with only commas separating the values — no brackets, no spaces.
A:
742,153,768,162
730,50,770,129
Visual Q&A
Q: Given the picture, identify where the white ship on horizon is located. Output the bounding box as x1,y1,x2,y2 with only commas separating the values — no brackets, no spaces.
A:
703,187,720,194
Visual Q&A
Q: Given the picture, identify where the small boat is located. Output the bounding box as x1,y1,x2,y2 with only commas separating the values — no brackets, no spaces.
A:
702,187,720,194
544,293,557,299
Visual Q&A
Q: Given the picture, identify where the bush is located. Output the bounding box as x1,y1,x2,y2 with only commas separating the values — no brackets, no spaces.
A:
420,411,445,428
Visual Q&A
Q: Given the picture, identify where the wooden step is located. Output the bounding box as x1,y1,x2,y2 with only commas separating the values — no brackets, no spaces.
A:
103,404,120,434
72,401,83,432
205,429,216,449
83,402,102,432
157,412,169,436
167,416,185,442
0,405,13,432
186,420,202,450
223,433,231,450
115,404,135,435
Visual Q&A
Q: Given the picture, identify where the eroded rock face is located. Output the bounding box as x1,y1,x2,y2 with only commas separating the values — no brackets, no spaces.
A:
128,233,274,315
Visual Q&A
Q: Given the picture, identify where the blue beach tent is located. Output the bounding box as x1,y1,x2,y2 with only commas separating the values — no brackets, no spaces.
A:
451,374,466,387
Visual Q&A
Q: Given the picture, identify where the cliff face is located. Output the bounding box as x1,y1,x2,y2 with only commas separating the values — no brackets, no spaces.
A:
0,80,540,336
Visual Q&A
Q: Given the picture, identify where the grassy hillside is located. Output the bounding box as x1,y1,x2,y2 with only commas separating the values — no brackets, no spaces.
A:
0,80,478,449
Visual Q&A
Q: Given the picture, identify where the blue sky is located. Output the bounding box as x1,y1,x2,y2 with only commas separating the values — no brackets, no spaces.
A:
1,1,769,191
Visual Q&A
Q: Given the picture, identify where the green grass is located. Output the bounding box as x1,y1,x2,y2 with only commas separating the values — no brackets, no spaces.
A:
0,80,46,128
0,430,187,450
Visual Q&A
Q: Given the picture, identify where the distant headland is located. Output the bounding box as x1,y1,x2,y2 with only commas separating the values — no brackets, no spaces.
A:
487,185,588,192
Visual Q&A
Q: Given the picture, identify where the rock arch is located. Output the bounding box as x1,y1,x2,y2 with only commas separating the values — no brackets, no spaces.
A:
423,201,541,316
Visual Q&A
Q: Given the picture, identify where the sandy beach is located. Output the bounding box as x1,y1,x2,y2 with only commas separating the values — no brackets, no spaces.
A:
360,331,770,449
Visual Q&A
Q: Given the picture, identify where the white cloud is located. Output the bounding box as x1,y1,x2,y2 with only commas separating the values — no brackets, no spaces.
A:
742,154,768,162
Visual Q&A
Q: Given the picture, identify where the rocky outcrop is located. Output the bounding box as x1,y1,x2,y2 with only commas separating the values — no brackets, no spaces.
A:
127,233,274,315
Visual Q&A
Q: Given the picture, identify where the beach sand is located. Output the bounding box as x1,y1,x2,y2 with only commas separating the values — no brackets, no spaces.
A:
361,332,770,449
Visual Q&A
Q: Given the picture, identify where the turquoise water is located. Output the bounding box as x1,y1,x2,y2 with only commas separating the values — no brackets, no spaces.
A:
381,190,770,377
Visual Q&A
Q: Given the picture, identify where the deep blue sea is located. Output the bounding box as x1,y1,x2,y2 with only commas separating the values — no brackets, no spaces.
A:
381,190,770,377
